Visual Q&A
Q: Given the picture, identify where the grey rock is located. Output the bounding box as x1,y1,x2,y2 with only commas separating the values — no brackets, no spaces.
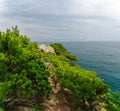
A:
38,44,55,54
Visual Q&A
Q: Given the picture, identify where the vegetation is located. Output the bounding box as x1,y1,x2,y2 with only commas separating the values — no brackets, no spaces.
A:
50,43,78,62
41,44,110,110
0,27,51,110
0,27,119,111
105,92,120,111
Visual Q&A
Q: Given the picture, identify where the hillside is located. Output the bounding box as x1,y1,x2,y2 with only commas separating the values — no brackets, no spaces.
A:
0,27,120,111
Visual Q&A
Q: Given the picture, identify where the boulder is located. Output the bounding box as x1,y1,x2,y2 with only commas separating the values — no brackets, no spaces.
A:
38,44,55,54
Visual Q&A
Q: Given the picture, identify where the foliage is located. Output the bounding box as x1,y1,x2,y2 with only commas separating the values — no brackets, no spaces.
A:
56,61,109,108
50,43,78,61
0,26,51,110
105,92,120,111
41,50,110,110
0,108,3,111
0,26,112,110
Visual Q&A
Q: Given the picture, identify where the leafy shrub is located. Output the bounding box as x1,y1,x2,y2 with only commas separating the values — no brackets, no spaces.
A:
0,26,51,110
105,92,120,111
0,26,111,111
41,48,110,110
50,43,78,61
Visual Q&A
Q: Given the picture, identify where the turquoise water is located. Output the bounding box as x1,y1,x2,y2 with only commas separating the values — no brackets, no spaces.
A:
62,42,120,91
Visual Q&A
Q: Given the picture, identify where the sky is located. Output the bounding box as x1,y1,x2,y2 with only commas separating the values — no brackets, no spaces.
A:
1,0,120,42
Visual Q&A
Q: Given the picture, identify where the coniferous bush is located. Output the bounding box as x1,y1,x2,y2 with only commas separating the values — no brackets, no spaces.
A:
50,43,78,61
0,27,112,111
0,27,51,110
41,45,110,110
105,92,120,111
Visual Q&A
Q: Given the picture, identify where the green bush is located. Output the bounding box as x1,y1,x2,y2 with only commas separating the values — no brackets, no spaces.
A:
41,49,110,110
0,27,112,111
105,92,120,111
50,43,78,61
0,27,52,109
57,63,109,105
0,108,3,111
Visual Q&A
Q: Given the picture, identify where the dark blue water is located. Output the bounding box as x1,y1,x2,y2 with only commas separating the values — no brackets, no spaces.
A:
62,42,120,91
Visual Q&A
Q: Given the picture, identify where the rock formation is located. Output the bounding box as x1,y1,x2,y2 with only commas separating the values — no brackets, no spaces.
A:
38,44,55,54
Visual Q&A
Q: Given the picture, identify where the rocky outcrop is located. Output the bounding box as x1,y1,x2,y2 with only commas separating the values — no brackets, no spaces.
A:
38,44,55,54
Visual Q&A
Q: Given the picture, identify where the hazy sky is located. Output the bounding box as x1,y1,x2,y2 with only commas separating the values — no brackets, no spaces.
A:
1,0,120,42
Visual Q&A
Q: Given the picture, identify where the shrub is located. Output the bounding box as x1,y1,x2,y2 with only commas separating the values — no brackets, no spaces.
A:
0,26,52,110
105,92,120,111
50,43,78,61
41,49,110,110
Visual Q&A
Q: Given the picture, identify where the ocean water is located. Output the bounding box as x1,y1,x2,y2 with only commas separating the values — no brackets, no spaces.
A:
62,42,120,92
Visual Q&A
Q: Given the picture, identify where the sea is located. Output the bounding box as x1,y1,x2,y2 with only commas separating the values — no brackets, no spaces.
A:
62,41,120,92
